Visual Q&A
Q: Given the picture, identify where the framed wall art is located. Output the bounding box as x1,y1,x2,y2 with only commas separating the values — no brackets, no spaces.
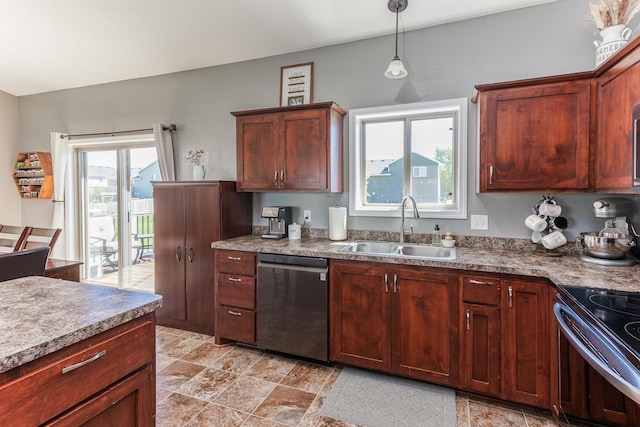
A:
280,62,313,107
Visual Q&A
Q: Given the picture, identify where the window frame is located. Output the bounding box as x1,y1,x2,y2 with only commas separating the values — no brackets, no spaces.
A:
348,98,468,219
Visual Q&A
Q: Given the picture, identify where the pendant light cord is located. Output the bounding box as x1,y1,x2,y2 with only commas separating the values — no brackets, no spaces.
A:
394,5,399,58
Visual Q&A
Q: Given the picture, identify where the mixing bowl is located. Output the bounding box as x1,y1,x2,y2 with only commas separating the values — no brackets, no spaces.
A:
579,231,635,259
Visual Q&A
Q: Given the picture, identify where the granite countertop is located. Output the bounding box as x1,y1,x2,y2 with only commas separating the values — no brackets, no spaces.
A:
211,235,640,293
0,277,162,374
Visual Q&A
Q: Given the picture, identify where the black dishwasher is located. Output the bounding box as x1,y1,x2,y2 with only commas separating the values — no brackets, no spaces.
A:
256,253,329,362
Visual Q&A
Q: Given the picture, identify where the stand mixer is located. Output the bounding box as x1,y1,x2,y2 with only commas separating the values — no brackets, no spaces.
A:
578,198,639,266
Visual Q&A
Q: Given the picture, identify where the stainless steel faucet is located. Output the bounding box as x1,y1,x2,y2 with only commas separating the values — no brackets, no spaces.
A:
400,196,419,244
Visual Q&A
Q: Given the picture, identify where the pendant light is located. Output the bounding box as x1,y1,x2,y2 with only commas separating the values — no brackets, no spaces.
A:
384,0,408,79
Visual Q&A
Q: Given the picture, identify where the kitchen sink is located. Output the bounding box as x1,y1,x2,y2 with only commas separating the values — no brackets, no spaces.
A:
339,241,400,254
338,241,456,261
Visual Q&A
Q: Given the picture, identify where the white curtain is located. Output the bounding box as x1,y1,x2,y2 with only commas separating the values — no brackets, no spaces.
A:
153,123,175,181
50,132,77,260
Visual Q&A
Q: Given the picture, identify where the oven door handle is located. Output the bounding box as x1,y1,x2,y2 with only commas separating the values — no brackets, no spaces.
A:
553,302,640,405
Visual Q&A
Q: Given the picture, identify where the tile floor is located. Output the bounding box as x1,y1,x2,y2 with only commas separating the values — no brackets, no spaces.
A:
156,326,591,427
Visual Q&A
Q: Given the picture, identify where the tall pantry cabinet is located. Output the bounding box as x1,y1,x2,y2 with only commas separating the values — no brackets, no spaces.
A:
152,181,252,335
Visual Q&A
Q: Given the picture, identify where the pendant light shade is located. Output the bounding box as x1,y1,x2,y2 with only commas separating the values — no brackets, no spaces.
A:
384,0,408,80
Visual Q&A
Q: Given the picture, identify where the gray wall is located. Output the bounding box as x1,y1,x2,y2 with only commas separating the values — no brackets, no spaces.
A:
0,90,22,225
16,0,640,240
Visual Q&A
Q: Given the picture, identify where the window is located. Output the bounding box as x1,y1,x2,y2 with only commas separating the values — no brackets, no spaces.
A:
349,98,468,219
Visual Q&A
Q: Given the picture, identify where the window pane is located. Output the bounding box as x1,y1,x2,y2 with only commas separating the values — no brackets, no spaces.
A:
364,121,404,204
411,117,454,205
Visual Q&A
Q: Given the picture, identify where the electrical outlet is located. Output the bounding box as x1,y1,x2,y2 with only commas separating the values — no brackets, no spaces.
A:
471,214,489,230
303,210,311,224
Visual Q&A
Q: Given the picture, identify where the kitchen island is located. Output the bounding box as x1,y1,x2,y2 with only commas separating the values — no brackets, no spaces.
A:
0,276,162,426
211,234,640,292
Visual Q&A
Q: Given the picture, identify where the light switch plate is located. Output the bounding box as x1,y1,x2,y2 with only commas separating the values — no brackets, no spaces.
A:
471,215,489,230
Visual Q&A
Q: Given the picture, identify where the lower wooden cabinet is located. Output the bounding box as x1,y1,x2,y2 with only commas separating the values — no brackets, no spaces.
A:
214,250,257,345
554,327,640,426
502,277,550,408
459,274,551,408
330,260,458,386
0,314,155,426
45,365,154,426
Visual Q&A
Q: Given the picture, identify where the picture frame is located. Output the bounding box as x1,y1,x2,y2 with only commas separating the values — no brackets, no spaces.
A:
280,62,313,107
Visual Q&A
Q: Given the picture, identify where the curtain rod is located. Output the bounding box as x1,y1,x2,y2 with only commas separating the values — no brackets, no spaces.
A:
60,124,176,139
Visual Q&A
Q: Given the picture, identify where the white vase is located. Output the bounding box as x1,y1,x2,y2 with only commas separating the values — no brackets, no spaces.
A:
192,165,205,180
594,24,632,67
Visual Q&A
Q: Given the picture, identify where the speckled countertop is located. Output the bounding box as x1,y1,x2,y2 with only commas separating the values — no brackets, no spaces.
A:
0,277,162,374
211,234,640,293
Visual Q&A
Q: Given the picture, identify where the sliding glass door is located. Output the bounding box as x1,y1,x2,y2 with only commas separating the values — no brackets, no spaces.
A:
79,145,157,291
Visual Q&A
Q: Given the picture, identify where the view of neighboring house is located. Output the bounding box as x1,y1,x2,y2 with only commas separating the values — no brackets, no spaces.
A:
366,153,440,203
132,160,160,199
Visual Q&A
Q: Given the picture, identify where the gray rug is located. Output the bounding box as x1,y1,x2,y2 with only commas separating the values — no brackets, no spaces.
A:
319,367,457,427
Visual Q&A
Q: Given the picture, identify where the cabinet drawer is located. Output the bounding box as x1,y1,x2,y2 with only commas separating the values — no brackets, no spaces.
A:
216,250,256,276
216,307,255,344
218,273,256,309
0,318,154,426
461,275,500,305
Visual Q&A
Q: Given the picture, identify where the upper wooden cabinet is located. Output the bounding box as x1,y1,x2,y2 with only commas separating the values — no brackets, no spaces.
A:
594,45,640,191
232,102,346,192
475,36,640,193
476,77,592,192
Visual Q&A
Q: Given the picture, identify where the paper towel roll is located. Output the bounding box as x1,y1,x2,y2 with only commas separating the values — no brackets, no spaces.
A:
329,206,347,241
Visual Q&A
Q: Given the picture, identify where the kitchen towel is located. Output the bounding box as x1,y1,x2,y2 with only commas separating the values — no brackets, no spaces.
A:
329,206,347,240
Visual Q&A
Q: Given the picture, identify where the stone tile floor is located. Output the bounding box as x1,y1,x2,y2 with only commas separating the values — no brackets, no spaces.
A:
156,326,591,426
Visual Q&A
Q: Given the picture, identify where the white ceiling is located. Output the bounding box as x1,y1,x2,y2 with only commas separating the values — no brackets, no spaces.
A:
0,0,556,96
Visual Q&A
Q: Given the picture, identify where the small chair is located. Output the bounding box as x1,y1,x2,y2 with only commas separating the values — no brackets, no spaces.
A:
20,227,61,254
0,225,31,253
89,216,118,271
0,246,50,281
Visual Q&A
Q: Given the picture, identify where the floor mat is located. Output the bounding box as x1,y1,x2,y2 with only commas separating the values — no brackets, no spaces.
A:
319,367,457,427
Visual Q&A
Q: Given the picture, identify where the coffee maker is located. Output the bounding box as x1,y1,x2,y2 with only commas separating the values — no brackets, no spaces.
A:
578,198,639,266
261,206,292,240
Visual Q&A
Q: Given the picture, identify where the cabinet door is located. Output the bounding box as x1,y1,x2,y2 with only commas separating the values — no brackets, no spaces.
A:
595,53,640,190
391,267,458,385
502,279,550,407
236,114,281,191
460,303,501,396
329,261,391,371
588,366,640,426
554,333,589,420
281,109,328,190
184,185,220,329
44,365,154,426
153,185,187,322
478,80,590,191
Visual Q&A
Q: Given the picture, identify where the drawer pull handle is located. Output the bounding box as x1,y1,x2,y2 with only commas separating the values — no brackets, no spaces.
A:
228,310,242,316
227,256,242,261
228,277,242,282
393,273,398,293
384,273,389,293
466,309,471,330
469,279,493,286
62,350,107,374
489,165,494,185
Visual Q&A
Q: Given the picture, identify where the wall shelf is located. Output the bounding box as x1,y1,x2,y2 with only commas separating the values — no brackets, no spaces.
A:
13,152,53,199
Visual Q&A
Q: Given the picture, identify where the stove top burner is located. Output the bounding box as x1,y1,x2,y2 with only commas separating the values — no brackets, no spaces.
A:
589,294,640,317
625,322,640,342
